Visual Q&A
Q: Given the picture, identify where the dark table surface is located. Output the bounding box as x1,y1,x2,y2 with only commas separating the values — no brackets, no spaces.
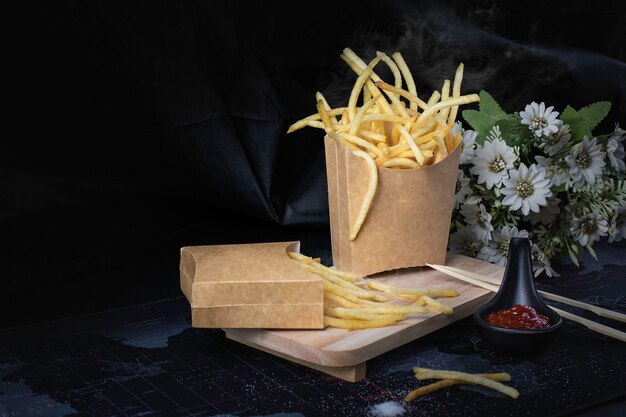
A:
1,241,625,417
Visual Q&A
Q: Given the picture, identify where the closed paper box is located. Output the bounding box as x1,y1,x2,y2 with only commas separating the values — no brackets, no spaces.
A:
180,241,324,329
325,136,461,276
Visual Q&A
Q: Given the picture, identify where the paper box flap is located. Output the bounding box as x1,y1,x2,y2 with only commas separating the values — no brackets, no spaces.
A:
179,241,323,308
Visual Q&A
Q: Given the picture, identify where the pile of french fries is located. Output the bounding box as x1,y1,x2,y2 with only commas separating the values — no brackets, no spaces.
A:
288,251,458,330
406,367,520,401
287,47,479,240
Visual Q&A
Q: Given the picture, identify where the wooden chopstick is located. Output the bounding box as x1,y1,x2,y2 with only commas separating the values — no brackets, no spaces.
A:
426,263,626,343
438,265,626,323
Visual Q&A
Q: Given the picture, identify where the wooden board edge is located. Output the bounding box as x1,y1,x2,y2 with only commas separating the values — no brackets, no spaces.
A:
225,332,366,382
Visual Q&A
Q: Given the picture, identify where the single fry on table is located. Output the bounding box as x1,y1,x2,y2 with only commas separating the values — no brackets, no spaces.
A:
412,367,520,399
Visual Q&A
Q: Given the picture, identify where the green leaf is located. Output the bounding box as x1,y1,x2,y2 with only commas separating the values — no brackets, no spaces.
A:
462,90,515,144
586,244,598,260
560,102,611,140
462,109,493,143
568,248,580,267
479,91,514,119
495,118,532,148
464,195,482,205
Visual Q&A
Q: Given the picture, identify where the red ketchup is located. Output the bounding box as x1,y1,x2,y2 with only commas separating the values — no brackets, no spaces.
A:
485,304,551,330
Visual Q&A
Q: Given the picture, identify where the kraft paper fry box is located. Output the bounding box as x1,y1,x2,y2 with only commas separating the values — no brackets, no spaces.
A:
324,136,461,276
180,241,324,329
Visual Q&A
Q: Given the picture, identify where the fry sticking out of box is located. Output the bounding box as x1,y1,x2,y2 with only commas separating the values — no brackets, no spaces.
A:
180,241,324,329
325,136,461,276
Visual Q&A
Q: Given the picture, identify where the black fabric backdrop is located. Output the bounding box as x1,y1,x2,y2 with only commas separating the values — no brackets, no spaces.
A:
2,0,625,327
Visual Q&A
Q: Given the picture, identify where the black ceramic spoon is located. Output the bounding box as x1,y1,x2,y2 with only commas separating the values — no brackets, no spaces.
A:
474,237,562,356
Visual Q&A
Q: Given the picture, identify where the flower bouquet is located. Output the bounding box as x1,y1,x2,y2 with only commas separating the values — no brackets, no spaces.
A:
450,91,626,277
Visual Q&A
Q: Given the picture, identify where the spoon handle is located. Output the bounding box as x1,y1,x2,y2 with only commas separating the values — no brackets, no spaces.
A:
537,291,626,323
426,264,500,293
551,307,626,342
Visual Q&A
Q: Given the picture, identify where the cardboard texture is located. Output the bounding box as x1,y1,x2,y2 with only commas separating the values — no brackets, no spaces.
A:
324,135,461,276
179,241,324,329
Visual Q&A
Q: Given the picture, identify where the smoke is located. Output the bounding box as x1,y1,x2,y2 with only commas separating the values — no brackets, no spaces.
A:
322,0,575,118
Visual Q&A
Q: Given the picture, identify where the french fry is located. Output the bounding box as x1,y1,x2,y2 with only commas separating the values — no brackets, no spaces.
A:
324,293,361,309
286,251,362,282
299,263,372,298
340,132,384,157
326,130,358,151
396,125,425,165
348,304,429,315
349,95,380,135
291,251,459,329
415,94,480,128
391,52,418,111
366,281,457,297
411,297,426,306
361,113,411,124
301,264,389,302
323,281,368,304
286,108,346,133
286,48,478,254
349,150,378,241
405,372,511,402
359,130,387,142
348,56,382,120
324,315,404,330
375,52,409,118
330,306,405,321
316,91,339,124
447,63,464,125
438,79,451,121
340,53,394,116
421,295,454,315
413,368,520,399
382,158,418,169
398,149,434,159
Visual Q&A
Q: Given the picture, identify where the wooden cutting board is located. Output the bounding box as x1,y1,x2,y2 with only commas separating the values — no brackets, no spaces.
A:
224,253,504,381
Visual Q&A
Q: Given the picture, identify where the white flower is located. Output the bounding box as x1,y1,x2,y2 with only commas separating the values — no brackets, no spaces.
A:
608,205,626,243
454,169,472,209
607,138,625,172
470,139,517,189
531,244,559,278
460,203,494,243
524,196,561,225
501,163,553,216
459,129,477,165
564,136,606,188
478,226,529,266
452,122,463,136
543,121,571,156
570,212,609,247
449,227,483,258
520,101,560,138
606,126,625,172
535,155,568,186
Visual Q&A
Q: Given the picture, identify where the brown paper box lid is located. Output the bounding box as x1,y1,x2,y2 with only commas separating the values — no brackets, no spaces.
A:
179,241,323,308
